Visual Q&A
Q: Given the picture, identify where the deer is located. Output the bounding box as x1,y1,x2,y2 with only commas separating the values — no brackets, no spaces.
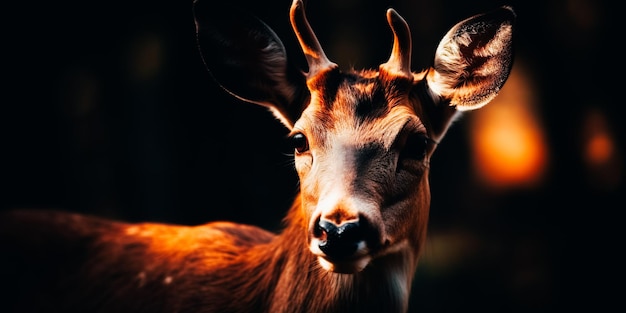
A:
0,0,515,312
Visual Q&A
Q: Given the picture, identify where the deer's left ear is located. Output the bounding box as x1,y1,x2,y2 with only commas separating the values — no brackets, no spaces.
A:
426,6,515,111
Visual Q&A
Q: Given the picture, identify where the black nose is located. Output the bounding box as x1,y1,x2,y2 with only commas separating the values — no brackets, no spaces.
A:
315,220,363,260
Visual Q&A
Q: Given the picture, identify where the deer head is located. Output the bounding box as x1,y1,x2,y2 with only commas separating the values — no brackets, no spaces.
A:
194,0,515,274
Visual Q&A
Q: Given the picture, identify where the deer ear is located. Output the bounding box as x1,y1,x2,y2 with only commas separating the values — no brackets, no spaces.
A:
426,6,515,111
193,0,307,129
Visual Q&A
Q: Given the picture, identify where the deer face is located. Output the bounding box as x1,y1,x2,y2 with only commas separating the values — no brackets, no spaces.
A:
194,0,515,273
289,69,435,273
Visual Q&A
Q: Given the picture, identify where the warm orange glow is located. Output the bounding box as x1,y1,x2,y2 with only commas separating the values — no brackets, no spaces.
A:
582,109,623,190
583,110,616,166
470,62,547,189
586,133,613,165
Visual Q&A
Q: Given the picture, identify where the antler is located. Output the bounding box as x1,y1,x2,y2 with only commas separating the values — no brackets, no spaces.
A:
290,0,337,80
380,9,412,78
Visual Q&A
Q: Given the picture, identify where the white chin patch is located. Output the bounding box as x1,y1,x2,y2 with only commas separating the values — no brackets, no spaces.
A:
317,256,371,274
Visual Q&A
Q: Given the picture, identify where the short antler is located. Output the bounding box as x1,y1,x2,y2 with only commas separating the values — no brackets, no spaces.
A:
380,9,412,78
290,0,337,80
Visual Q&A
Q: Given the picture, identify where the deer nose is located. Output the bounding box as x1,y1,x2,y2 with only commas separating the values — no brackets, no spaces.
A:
314,219,364,260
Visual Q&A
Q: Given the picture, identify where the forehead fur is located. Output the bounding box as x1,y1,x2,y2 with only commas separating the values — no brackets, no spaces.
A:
296,69,425,149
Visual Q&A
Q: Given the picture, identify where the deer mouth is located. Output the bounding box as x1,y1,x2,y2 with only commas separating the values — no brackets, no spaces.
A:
316,254,372,274
310,235,407,274
310,238,373,273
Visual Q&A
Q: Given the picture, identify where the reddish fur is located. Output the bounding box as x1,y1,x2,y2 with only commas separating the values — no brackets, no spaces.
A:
0,192,423,312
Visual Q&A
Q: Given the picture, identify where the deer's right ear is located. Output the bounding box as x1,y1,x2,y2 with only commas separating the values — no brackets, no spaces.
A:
193,0,307,129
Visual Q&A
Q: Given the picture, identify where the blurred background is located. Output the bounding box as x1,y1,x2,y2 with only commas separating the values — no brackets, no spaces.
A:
1,0,622,312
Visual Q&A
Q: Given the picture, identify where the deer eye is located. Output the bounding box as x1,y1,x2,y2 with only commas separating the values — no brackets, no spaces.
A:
400,133,429,161
289,132,309,153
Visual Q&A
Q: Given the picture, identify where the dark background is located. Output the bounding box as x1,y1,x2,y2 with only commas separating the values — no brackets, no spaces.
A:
2,0,622,312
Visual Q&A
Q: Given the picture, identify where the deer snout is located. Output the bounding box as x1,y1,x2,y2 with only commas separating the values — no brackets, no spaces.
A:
310,214,380,273
314,219,363,260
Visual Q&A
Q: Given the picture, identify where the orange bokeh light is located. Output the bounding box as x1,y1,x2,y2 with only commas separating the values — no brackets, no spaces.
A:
581,109,622,190
469,63,547,189
585,133,613,165
582,110,616,167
